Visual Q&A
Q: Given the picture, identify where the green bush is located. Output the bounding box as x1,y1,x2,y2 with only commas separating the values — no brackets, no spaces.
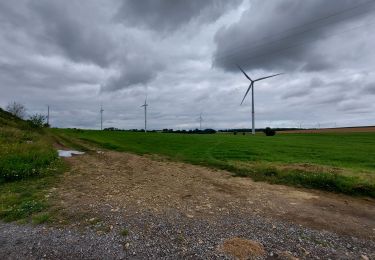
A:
28,113,47,128
263,127,276,136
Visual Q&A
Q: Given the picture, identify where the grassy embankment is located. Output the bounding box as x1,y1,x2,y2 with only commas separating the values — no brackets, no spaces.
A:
0,108,64,223
55,129,375,197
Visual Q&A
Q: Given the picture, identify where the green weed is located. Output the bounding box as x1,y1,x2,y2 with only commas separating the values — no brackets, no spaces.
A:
32,213,52,224
120,228,129,236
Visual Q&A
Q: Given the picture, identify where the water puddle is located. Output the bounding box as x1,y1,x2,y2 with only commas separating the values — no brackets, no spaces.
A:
58,150,85,158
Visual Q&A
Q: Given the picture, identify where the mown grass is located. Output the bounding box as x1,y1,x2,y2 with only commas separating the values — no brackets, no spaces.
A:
0,108,65,222
54,129,375,197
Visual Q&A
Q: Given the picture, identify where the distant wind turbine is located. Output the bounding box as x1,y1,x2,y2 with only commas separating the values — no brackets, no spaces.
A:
198,113,203,130
100,104,104,130
141,97,148,132
47,105,50,126
237,64,283,135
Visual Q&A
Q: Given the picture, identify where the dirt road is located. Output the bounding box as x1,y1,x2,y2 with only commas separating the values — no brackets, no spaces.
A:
1,151,375,259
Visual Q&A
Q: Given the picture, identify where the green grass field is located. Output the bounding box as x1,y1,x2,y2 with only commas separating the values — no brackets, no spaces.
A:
55,129,375,197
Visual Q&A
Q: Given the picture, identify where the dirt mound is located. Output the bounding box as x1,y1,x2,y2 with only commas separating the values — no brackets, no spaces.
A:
219,237,265,260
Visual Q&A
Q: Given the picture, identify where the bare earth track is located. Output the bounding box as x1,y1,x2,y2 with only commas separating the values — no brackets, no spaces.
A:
1,151,375,259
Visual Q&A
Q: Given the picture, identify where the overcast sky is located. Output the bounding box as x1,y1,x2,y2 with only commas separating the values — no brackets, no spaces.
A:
1,0,374,130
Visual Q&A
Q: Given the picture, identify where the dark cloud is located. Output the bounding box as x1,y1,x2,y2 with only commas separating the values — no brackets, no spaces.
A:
301,55,334,72
282,88,311,99
337,100,373,113
116,0,242,32
5,0,172,89
0,60,100,90
213,0,374,72
101,59,164,91
0,1,29,28
30,1,115,67
281,77,323,99
362,83,375,95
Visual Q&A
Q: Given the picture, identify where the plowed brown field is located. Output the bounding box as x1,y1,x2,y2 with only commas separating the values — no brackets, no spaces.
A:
279,126,375,134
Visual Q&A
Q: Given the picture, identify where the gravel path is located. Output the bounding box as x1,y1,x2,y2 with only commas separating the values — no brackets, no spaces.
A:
1,210,375,259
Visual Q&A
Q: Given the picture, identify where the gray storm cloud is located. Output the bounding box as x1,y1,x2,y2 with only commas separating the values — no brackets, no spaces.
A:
363,83,375,95
30,1,115,67
213,0,374,72
116,0,242,32
101,59,164,92
0,0,172,90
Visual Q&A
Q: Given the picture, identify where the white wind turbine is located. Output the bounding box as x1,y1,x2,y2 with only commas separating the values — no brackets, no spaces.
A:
100,104,104,130
198,113,203,130
237,65,283,135
141,97,148,132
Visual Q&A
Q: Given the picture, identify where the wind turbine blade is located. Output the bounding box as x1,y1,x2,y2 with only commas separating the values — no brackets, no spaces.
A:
254,73,283,82
240,83,253,105
237,64,252,81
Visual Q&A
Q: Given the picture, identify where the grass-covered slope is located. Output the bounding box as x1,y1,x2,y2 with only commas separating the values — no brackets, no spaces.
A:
56,129,375,197
0,108,57,181
0,108,62,222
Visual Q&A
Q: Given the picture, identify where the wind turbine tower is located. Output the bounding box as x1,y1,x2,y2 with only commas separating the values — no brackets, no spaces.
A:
47,105,50,126
141,98,148,132
199,113,203,130
100,104,104,130
237,65,283,135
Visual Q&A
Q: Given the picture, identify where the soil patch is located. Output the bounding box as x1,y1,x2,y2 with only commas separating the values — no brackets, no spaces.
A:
220,237,265,259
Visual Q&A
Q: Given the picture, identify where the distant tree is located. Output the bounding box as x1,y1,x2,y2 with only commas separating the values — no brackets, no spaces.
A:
263,127,276,136
28,113,46,128
6,101,26,119
104,127,119,131
233,131,237,135
203,128,216,134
